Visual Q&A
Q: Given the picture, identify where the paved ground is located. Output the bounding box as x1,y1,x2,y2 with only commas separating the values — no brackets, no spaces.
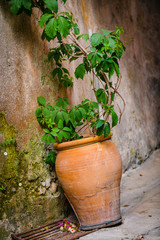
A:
78,149,160,240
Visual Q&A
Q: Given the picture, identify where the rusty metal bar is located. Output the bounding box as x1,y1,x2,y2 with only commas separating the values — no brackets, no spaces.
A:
11,219,96,240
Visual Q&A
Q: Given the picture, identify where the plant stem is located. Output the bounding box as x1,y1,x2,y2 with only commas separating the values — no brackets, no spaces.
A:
69,32,89,56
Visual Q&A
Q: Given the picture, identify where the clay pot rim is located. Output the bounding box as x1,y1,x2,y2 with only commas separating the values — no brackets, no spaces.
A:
54,132,112,151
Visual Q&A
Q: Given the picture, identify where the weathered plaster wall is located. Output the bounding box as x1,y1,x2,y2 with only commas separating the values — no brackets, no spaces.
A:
0,0,160,239
94,0,160,170
65,0,160,169
0,2,68,239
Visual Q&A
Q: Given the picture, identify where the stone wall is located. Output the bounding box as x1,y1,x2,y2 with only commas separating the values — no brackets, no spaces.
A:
0,0,160,239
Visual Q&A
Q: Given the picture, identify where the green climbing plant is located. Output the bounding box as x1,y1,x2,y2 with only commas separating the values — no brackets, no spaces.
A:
0,138,16,147
6,0,126,163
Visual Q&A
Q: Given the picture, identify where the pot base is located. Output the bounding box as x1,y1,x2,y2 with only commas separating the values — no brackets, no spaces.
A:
80,217,122,230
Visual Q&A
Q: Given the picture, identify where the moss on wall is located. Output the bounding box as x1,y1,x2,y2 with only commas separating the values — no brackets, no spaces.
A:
0,113,21,208
0,113,68,239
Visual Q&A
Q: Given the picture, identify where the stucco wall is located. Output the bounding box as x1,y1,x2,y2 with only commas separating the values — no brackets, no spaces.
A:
0,2,68,239
0,0,160,239
65,0,160,169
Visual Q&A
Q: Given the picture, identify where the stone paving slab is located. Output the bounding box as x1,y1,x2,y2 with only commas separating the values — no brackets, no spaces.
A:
79,149,160,240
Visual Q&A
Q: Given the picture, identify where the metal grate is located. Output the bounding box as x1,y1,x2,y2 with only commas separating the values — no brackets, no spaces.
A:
11,219,95,240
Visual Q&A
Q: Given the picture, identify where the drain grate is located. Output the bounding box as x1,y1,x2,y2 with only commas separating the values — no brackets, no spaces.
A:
11,219,95,240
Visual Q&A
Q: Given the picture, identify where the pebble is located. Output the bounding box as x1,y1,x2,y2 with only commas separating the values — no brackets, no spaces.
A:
49,182,57,194
38,186,46,195
45,177,51,189
41,181,46,187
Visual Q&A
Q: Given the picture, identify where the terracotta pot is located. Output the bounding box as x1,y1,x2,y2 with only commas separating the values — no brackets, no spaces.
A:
55,133,122,230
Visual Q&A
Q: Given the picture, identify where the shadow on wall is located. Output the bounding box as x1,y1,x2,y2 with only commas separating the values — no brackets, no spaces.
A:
85,0,160,168
0,1,67,138
0,1,41,57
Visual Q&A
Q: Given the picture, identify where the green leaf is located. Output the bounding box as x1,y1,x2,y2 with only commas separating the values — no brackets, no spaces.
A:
43,129,50,133
57,131,63,142
63,75,73,88
51,110,58,121
70,108,76,121
62,0,67,3
48,51,55,60
96,88,103,96
75,64,85,80
109,63,114,79
87,52,96,67
83,57,91,72
83,34,89,42
91,121,96,128
44,0,58,13
112,111,118,127
96,89,106,103
79,107,86,118
22,0,32,10
111,92,115,101
115,26,124,35
90,47,96,52
75,109,82,122
46,105,54,111
37,96,46,106
97,51,104,57
61,43,72,55
41,29,46,41
96,120,105,129
74,24,80,35
52,68,63,79
76,122,83,126
108,37,116,49
10,0,22,15
90,33,104,47
82,99,89,104
57,16,70,37
39,13,54,28
56,111,63,122
62,112,69,124
43,108,50,119
113,61,120,77
104,123,110,137
62,68,69,74
77,34,84,40
101,29,113,36
56,98,69,109
69,56,78,62
58,119,63,129
45,151,56,164
35,108,42,118
42,134,55,145
50,130,58,137
96,125,104,136
61,130,70,139
52,127,59,132
45,18,57,39
60,12,71,20
98,92,107,103
102,60,109,72
96,55,103,64
91,102,98,109
63,127,72,132
74,28,80,35
115,46,123,59
88,52,102,67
